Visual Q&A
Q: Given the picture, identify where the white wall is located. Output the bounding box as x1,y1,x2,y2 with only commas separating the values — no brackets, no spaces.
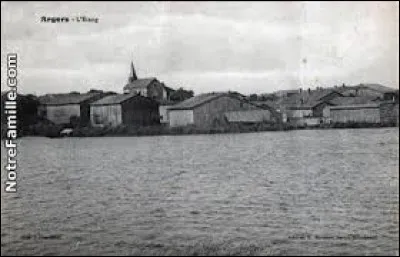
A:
159,105,171,123
330,107,381,123
322,106,331,123
287,109,313,118
290,117,322,127
168,110,194,127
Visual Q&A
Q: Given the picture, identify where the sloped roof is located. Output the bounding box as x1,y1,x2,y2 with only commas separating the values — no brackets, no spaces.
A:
328,96,378,106
168,92,228,110
164,85,175,93
123,78,157,90
156,99,179,105
38,93,102,105
330,103,380,110
225,110,271,123
252,100,280,110
327,84,397,94
356,83,397,93
280,89,342,108
90,93,154,106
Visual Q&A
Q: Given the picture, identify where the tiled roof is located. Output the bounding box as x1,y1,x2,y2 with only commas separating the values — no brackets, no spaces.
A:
328,96,377,106
252,100,280,110
38,93,102,105
123,78,156,90
164,85,175,93
326,84,397,94
156,99,179,105
225,110,271,123
280,89,342,109
356,83,397,93
168,92,228,110
90,93,151,105
330,103,380,110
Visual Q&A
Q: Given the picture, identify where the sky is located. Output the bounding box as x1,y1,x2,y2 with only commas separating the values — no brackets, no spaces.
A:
1,1,399,95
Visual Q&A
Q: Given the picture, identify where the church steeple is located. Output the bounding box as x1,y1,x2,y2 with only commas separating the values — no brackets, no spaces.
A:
128,61,138,83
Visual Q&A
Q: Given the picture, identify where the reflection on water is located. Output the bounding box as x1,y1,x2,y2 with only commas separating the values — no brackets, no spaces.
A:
1,128,399,255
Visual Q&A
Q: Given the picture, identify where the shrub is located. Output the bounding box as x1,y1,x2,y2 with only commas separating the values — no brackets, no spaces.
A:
29,122,63,137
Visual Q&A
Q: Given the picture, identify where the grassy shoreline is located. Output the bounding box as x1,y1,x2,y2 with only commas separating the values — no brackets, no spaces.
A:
2,121,398,139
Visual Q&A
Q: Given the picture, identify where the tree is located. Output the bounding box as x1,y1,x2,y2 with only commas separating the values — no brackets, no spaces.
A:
88,89,103,93
3,94,41,135
18,95,40,126
249,94,258,101
170,87,194,102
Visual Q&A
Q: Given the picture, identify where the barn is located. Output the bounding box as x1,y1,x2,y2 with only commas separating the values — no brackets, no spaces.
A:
329,104,381,124
90,93,159,127
322,96,381,124
167,92,278,128
38,92,106,125
224,109,273,125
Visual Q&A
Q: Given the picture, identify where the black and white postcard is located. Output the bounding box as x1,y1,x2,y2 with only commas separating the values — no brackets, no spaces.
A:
1,1,399,256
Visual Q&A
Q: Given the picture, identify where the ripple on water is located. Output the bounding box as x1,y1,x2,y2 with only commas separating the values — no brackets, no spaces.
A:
1,128,399,255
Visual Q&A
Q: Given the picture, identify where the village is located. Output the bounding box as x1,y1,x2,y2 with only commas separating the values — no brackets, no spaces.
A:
1,61,399,138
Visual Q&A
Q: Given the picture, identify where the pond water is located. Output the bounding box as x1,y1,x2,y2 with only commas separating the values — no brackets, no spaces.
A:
1,128,399,255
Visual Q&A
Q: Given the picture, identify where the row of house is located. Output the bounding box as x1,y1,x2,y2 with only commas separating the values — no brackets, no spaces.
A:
36,62,399,130
260,84,399,127
37,62,172,127
36,62,280,129
37,91,280,129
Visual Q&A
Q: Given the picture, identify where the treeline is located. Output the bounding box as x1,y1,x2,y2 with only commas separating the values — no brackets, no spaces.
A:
247,93,278,102
169,87,194,102
1,93,42,138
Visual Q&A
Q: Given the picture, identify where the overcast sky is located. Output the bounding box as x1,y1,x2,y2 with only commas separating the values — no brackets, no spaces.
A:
1,1,399,95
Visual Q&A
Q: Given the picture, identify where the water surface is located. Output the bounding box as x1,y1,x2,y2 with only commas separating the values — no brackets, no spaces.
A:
1,128,399,255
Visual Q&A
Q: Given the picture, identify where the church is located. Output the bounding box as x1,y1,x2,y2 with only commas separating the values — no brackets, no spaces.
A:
123,62,172,101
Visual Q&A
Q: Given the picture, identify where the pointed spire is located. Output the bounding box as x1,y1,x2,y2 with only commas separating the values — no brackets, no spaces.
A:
128,61,138,83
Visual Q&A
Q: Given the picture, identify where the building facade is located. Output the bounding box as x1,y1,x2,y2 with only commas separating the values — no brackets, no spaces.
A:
90,94,160,127
122,62,169,101
329,104,381,124
157,100,178,124
224,109,273,124
38,92,107,125
379,102,399,126
168,92,278,128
